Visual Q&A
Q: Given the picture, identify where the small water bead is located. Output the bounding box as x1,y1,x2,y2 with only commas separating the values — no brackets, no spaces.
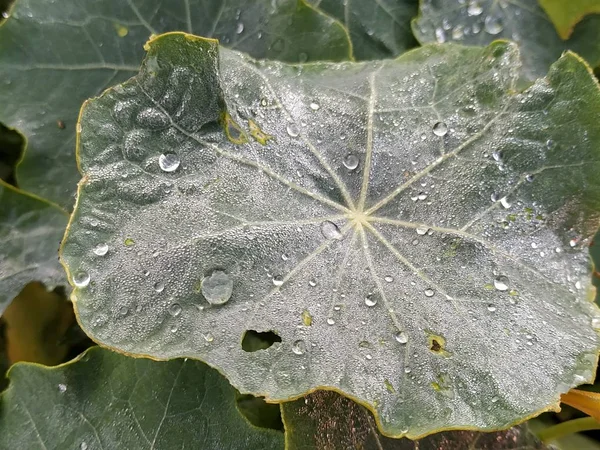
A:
416,226,429,235
1,12,9,19
286,123,300,137
394,331,408,344
492,150,502,162
484,15,503,34
525,174,535,182
154,281,165,293
169,303,182,317
320,220,344,240
467,0,483,16
491,396,499,403
570,239,578,247
404,367,412,374
308,279,317,287
493,275,509,291
333,305,341,311
432,121,448,137
281,253,289,261
365,354,373,360
309,102,320,111
365,294,377,307
592,317,600,329
58,383,67,393
327,318,335,325
73,271,90,288
236,22,244,34
201,270,234,305
424,288,435,297
292,340,306,355
272,275,284,287
203,332,214,343
384,276,394,283
80,443,88,450
487,304,497,312
499,197,511,209
343,154,359,170
158,153,180,172
118,306,129,316
93,243,109,256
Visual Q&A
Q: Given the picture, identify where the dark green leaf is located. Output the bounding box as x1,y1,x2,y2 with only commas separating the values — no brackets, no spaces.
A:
412,0,600,82
61,34,600,437
0,0,351,208
0,347,284,450
307,0,419,60
0,181,68,313
282,390,549,449
538,0,600,40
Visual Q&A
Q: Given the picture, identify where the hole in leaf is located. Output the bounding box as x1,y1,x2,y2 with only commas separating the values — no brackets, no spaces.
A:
236,393,284,432
241,330,281,352
0,123,25,186
430,339,442,352
427,332,451,357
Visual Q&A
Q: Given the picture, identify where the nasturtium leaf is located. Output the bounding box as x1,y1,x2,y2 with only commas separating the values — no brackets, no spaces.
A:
282,390,548,449
0,347,285,450
306,0,418,60
0,0,351,209
539,0,600,40
61,33,600,437
0,181,68,314
412,0,600,82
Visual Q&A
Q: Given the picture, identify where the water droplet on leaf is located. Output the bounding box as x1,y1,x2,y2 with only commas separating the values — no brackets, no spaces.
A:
494,275,509,291
343,154,359,170
93,243,108,256
158,153,180,172
272,275,284,287
424,288,435,297
154,281,165,293
286,123,299,137
365,294,377,307
292,340,306,355
320,221,343,240
202,270,234,305
432,122,448,136
169,303,182,317
236,22,244,34
484,15,503,34
395,331,408,344
73,271,90,288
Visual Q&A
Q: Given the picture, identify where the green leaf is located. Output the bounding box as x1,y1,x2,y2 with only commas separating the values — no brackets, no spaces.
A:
307,0,418,60
0,0,351,209
539,0,600,40
282,390,549,449
0,181,68,313
0,347,284,450
412,0,600,82
61,33,600,437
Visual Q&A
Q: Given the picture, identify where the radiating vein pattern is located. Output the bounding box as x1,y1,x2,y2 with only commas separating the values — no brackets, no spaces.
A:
61,34,600,438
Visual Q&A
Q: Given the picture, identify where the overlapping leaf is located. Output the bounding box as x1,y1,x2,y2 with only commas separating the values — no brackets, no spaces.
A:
61,33,600,437
412,0,600,82
0,181,68,313
0,0,351,208
282,390,548,449
307,0,418,60
539,0,600,39
0,347,284,449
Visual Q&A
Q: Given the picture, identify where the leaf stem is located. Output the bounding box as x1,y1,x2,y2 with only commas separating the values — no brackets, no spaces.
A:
536,417,600,443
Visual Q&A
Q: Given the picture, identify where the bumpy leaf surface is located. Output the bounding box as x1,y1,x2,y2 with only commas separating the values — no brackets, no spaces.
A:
307,0,418,60
0,347,284,450
0,181,67,313
0,0,351,208
539,0,600,40
412,0,600,82
61,33,600,437
282,390,548,449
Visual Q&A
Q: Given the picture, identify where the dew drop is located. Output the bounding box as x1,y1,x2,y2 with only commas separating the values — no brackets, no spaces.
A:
158,153,180,172
491,396,499,403
309,102,320,111
320,221,344,240
432,121,448,136
525,174,534,182
424,288,435,297
308,279,317,287
394,331,408,344
327,318,335,325
1,12,9,19
467,1,483,16
365,354,373,360
416,226,429,235
384,276,394,283
169,303,182,317
272,275,284,287
343,154,359,171
201,270,234,305
492,150,502,162
487,304,497,312
203,332,214,342
58,383,67,393
570,239,577,247
281,253,289,261
80,443,88,450
592,317,600,329
499,197,511,209
494,275,509,291
93,243,109,256
73,271,90,288
236,22,244,34
118,306,129,316
292,340,306,355
286,123,299,137
484,15,503,34
365,294,377,307
154,281,165,293
404,367,412,374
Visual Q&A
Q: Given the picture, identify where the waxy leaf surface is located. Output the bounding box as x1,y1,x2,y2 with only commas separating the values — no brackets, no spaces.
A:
0,347,284,450
62,33,600,437
412,0,600,82
0,0,351,208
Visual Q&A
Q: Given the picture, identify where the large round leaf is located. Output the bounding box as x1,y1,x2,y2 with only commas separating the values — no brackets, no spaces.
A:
61,33,600,437
0,347,284,449
412,0,600,82
0,0,351,209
